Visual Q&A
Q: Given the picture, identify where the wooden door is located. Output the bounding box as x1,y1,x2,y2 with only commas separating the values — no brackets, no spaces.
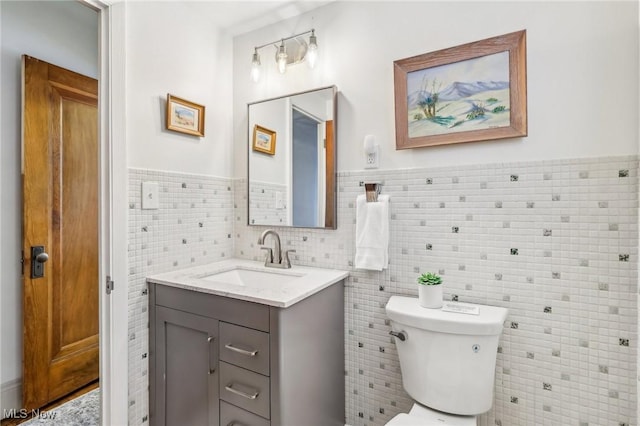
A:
324,120,335,228
22,56,99,410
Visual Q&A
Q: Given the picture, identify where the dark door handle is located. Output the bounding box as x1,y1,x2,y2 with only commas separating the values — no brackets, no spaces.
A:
31,246,48,278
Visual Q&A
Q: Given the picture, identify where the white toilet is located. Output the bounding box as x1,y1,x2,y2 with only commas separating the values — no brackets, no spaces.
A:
385,296,508,425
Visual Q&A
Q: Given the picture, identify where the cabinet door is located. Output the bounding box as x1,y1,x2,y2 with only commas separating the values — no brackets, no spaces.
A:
155,306,219,426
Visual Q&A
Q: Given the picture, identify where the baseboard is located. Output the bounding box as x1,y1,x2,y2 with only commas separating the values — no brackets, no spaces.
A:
1,379,22,419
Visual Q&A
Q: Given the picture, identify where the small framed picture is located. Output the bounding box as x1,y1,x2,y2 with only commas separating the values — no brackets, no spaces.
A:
252,124,277,155
166,94,205,137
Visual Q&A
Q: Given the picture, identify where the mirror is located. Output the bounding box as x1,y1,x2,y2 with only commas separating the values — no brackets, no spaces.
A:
248,86,337,228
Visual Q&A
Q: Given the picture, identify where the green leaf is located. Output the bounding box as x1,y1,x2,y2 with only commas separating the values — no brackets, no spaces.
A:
417,272,442,285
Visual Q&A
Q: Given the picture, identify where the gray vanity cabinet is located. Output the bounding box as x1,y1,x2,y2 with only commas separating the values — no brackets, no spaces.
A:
148,280,345,426
152,306,220,426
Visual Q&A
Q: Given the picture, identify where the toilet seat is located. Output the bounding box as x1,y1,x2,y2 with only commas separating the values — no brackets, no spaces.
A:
385,403,477,426
386,413,422,425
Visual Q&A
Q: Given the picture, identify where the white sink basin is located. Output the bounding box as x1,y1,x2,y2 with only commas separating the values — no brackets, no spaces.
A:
200,267,304,287
147,259,349,307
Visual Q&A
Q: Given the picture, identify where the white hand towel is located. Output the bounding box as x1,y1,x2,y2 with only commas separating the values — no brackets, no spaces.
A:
355,194,389,271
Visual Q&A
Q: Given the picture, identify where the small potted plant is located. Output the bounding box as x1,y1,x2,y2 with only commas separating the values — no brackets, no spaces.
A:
417,272,443,308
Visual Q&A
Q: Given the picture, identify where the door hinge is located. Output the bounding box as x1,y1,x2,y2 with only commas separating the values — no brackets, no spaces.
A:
106,275,114,294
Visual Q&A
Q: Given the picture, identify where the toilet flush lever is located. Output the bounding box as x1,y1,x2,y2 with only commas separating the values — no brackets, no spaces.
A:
389,330,407,341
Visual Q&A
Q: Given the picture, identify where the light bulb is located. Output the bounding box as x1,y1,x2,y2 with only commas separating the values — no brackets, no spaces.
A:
277,41,287,74
307,30,318,69
251,49,261,82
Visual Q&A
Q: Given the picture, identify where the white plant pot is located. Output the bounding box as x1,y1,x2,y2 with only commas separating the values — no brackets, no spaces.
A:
418,284,443,309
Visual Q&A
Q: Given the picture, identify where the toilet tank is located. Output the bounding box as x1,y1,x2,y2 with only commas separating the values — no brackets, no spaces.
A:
386,296,508,416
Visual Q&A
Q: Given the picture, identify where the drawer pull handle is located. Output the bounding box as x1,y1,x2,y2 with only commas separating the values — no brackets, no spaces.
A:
227,422,247,426
225,383,259,400
225,343,258,357
207,336,215,375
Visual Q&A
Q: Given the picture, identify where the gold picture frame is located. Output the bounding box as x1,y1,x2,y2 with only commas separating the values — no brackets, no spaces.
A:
166,94,205,137
394,30,527,149
252,124,277,155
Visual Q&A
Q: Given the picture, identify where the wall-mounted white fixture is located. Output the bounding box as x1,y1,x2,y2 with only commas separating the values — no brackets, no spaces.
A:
364,134,379,169
250,29,318,82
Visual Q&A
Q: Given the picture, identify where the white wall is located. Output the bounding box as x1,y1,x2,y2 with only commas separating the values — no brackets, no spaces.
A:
231,3,639,424
126,2,234,177
117,1,638,423
291,90,331,121
123,5,234,422
233,1,639,177
249,98,289,184
0,0,98,409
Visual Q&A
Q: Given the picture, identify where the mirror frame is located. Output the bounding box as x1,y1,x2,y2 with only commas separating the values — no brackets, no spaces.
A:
247,85,337,229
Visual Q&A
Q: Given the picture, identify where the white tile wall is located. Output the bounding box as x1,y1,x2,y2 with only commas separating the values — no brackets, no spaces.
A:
128,155,638,426
127,169,234,425
234,156,638,426
248,179,289,226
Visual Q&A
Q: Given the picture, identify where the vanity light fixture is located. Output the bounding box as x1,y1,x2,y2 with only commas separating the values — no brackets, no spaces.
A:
277,40,288,74
306,30,318,69
251,48,261,82
250,29,318,82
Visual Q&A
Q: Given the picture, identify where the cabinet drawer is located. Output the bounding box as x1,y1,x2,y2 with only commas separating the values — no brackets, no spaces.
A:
220,362,270,419
220,322,270,376
220,401,270,426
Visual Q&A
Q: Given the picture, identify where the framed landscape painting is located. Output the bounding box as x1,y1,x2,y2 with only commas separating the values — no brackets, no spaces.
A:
252,125,277,155
166,94,205,137
394,30,527,149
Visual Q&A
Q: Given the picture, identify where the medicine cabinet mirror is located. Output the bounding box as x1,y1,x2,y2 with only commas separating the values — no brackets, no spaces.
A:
248,86,337,229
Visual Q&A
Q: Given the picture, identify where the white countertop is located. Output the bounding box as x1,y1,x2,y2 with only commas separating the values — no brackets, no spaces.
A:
146,258,349,308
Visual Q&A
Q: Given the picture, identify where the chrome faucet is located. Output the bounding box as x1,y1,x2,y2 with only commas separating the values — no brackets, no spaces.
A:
257,229,295,269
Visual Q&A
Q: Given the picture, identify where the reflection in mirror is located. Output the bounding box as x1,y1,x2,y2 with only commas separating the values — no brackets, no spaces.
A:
248,86,337,228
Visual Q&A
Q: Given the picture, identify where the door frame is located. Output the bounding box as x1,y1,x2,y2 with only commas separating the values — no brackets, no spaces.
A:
78,1,128,425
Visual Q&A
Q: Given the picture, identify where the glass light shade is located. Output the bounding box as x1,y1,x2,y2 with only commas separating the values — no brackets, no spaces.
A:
277,42,287,74
251,51,261,82
307,31,318,69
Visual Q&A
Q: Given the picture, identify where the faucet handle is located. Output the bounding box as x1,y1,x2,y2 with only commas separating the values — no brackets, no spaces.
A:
283,249,296,268
260,247,273,264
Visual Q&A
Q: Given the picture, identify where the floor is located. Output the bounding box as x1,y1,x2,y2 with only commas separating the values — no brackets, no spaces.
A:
1,382,99,426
